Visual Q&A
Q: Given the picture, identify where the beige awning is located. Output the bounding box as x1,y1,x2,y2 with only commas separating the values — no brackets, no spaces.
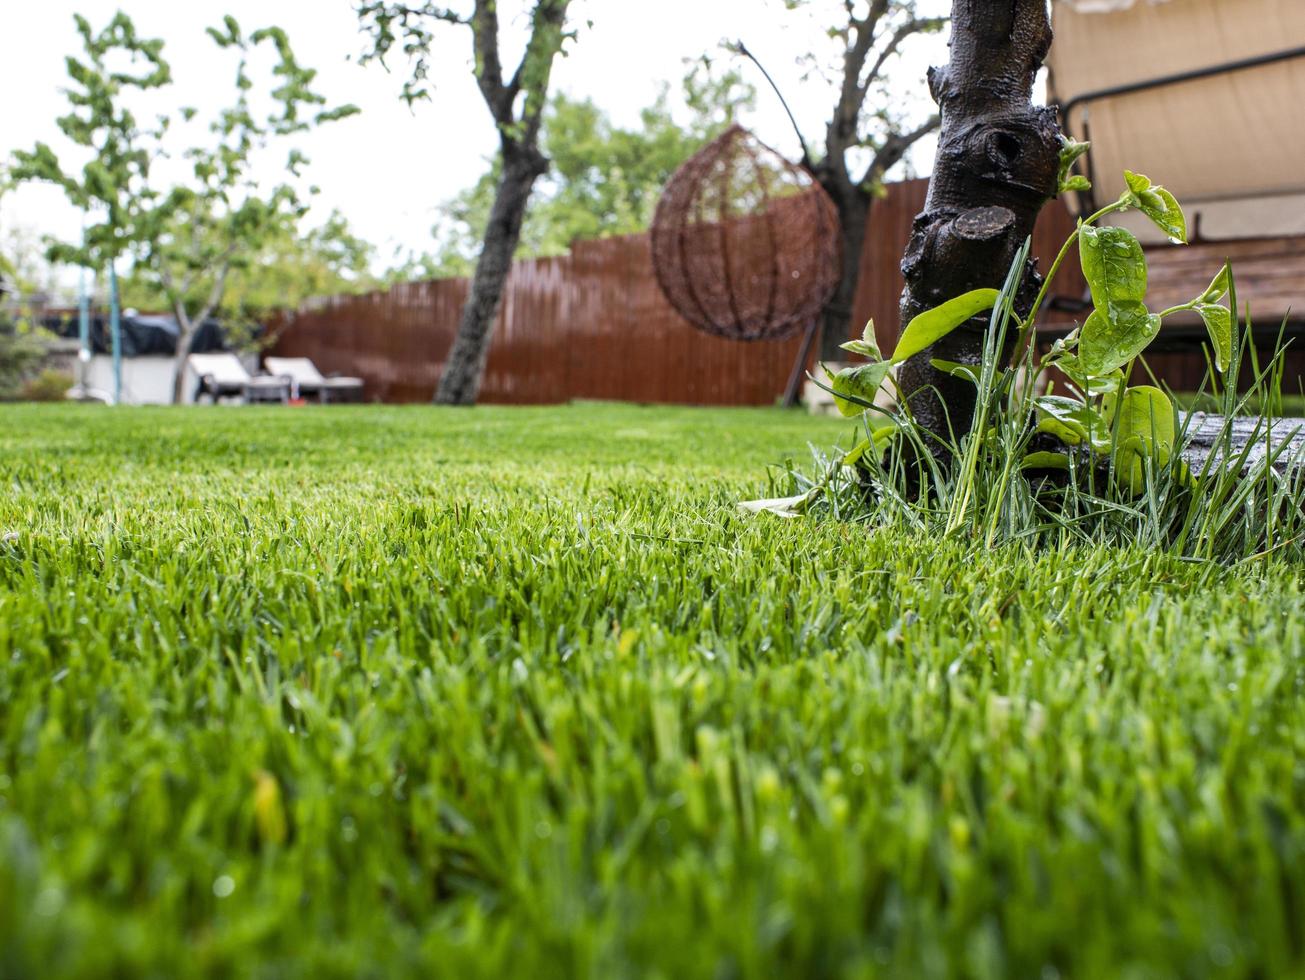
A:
1048,0,1305,237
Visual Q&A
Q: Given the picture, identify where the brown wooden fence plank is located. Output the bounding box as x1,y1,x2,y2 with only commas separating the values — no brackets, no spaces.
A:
266,182,1144,404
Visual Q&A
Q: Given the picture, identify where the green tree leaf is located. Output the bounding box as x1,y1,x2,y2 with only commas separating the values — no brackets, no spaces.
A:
827,361,891,417
1057,136,1092,195
1198,262,1231,305
1197,303,1233,374
1124,170,1187,243
839,320,881,360
928,358,981,385
1078,224,1160,376
1034,395,1110,450
842,423,899,466
1080,224,1147,307
1079,303,1162,376
1113,385,1176,495
890,288,1000,365
1021,451,1072,471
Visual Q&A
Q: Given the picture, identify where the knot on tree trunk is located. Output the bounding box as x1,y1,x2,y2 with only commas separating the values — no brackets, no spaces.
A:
896,0,1062,443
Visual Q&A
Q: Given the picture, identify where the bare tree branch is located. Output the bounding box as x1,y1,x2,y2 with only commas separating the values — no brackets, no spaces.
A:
861,111,940,187
859,16,947,101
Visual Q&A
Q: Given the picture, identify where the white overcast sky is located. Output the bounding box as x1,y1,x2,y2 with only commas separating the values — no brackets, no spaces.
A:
2,0,949,269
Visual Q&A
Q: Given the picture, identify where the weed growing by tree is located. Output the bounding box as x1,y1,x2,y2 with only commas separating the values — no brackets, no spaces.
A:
770,162,1305,564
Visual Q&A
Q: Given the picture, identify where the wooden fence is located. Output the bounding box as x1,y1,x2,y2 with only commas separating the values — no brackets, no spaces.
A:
270,179,1084,404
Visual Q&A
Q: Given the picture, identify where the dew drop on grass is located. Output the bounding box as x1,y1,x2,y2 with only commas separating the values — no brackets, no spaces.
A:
212,875,235,898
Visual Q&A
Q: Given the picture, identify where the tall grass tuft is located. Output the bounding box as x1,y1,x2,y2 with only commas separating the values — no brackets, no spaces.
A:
787,259,1305,566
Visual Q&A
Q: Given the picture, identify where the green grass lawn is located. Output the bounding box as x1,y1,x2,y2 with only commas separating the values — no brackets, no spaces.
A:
2,402,1303,979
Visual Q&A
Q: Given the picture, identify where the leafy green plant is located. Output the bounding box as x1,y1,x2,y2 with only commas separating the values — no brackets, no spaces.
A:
19,369,74,403
0,312,47,401
795,161,1304,563
11,12,358,403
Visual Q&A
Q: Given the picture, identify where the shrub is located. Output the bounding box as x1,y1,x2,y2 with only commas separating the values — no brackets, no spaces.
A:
0,315,46,400
20,369,73,402
776,165,1305,565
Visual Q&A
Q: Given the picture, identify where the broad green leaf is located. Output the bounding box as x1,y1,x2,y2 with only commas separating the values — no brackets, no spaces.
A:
843,439,873,467
1123,171,1152,195
1197,303,1233,374
929,358,981,386
1035,417,1086,446
1021,451,1072,472
839,319,881,360
1078,302,1162,376
843,423,899,466
1034,395,1107,449
1124,171,1187,243
1113,385,1176,495
827,361,891,417
1058,137,1092,194
891,288,1000,365
1080,224,1147,308
1055,353,1123,396
1139,188,1187,244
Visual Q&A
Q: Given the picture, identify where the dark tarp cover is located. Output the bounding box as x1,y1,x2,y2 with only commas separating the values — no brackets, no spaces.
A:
42,313,239,357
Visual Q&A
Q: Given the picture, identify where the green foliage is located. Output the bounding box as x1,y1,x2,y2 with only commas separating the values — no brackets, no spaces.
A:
1124,170,1187,243
1111,384,1176,494
826,360,891,417
10,11,358,367
891,288,999,364
798,164,1304,557
18,369,73,403
121,210,377,320
1056,135,1092,194
2,403,1304,976
0,314,47,400
412,64,755,276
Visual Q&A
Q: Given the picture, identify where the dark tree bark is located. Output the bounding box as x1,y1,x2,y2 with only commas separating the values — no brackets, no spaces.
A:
358,0,573,406
895,0,1062,441
795,4,945,363
436,145,547,405
817,190,871,364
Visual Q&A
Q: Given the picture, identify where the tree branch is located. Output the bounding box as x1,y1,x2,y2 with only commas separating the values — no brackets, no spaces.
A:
861,112,940,188
859,16,947,101
510,0,571,146
470,0,509,122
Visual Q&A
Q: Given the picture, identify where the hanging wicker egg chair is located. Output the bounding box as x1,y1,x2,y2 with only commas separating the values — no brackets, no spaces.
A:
651,125,841,342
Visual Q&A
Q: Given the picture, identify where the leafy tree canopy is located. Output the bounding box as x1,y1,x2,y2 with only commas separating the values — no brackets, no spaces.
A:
402,60,754,280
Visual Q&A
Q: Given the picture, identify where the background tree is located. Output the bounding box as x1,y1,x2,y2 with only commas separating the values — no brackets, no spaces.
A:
771,0,947,361
122,210,377,335
410,62,755,277
12,12,357,402
359,0,577,406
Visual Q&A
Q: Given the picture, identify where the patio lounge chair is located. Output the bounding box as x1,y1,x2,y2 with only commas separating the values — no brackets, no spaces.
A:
264,357,364,403
188,353,290,404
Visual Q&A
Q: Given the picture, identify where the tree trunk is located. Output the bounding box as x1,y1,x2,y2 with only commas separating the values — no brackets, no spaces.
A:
818,189,871,363
895,0,1062,443
435,145,548,406
172,320,199,404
